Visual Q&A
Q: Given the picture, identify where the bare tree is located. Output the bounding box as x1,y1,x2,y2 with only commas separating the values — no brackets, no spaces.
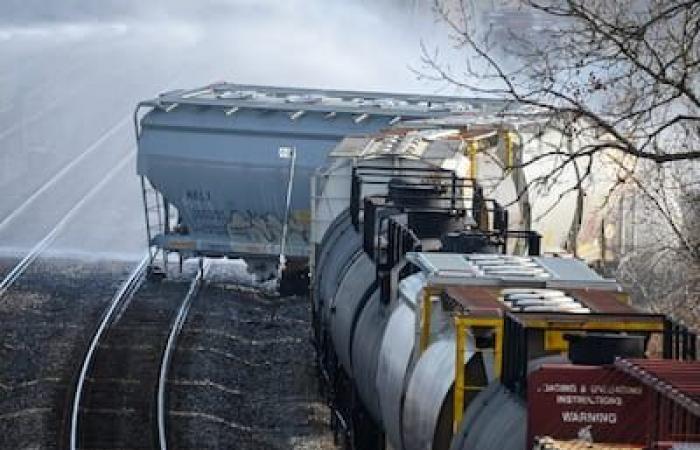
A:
421,0,700,322
424,0,700,161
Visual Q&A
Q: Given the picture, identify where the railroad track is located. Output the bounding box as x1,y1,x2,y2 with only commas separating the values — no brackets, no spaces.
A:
0,75,187,295
67,257,210,450
0,151,134,298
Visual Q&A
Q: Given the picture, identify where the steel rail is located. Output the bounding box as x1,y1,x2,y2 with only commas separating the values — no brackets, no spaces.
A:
157,258,211,450
0,115,132,233
0,70,187,286
0,64,190,232
68,253,150,450
0,151,135,299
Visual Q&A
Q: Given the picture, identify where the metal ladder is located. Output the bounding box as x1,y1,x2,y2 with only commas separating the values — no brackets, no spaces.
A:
140,176,164,269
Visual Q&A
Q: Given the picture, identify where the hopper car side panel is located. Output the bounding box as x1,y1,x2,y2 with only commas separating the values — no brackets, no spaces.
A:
137,106,399,260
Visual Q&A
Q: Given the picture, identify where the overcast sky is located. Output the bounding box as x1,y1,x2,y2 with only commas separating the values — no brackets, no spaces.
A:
0,1,428,25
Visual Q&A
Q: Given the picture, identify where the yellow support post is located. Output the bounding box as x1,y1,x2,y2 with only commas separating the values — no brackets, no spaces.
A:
468,140,478,179
503,130,514,169
544,330,569,352
615,292,631,305
453,317,467,433
419,288,434,354
452,316,504,433
493,319,504,378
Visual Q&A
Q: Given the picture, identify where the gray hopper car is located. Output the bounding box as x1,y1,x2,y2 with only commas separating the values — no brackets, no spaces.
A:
135,83,508,279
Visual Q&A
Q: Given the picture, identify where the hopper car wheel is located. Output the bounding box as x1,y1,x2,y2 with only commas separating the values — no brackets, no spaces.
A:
330,365,385,450
279,266,310,296
351,389,385,450
147,265,166,282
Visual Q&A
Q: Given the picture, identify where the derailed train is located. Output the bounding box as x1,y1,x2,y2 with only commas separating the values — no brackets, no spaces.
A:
136,84,699,449
310,129,699,450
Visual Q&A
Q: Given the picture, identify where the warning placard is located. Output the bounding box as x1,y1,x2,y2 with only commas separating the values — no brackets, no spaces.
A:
528,365,653,446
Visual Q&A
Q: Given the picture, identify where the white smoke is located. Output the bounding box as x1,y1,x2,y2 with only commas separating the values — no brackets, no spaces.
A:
0,1,455,260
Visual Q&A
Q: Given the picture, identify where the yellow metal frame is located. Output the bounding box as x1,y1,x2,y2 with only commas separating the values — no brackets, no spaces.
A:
462,130,515,178
419,287,437,354
450,314,663,433
530,316,665,352
468,141,478,179
544,330,569,352
419,280,664,435
503,130,514,169
615,292,631,305
522,319,664,333
453,316,503,433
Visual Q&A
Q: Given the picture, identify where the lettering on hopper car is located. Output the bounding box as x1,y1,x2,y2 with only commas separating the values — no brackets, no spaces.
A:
189,209,227,221
175,204,311,243
224,210,309,243
185,189,211,202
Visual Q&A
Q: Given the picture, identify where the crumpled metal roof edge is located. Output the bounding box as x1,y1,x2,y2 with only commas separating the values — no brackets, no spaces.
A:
148,82,520,117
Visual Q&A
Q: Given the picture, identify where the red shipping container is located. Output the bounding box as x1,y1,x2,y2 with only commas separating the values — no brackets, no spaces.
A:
528,365,653,446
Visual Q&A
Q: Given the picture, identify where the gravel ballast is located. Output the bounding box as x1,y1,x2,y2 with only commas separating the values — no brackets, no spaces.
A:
0,257,336,449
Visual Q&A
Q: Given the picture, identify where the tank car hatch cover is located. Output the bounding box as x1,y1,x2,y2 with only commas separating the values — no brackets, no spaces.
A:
444,286,635,316
406,253,478,279
406,252,620,290
565,288,639,314
534,257,606,282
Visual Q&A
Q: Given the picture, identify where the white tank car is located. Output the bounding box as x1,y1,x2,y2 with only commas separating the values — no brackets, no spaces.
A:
310,123,665,450
395,115,619,258
316,239,653,449
311,126,508,448
310,124,526,270
311,128,475,372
